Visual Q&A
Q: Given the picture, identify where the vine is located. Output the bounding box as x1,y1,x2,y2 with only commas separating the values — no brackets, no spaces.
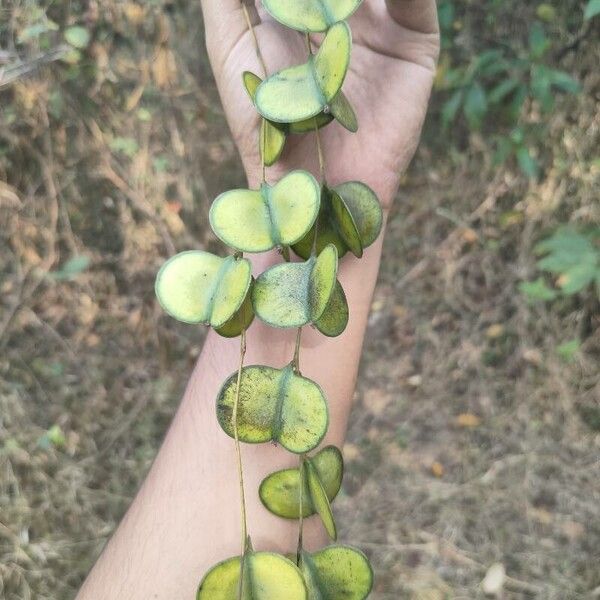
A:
155,1,383,597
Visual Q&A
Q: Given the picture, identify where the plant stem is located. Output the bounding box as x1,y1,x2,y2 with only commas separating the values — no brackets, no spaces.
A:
292,327,302,373
241,2,268,76
296,456,305,564
233,330,248,598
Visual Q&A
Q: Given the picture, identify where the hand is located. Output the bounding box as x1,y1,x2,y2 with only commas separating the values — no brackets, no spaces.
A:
200,0,439,207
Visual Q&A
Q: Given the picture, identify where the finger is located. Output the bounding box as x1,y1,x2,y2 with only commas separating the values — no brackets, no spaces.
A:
200,0,260,65
385,0,439,34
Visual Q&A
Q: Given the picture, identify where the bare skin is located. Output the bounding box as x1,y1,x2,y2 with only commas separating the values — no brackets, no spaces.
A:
77,1,438,598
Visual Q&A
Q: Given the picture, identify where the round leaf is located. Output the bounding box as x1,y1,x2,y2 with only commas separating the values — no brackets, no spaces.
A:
259,446,343,519
210,170,320,253
256,63,323,123
300,546,373,600
217,365,329,454
329,90,358,132
261,0,363,32
313,22,352,103
334,182,383,248
314,281,348,337
215,288,255,338
197,551,307,600
261,119,287,166
288,112,334,134
64,26,90,49
155,251,251,327
330,189,362,258
306,460,337,540
253,244,338,328
242,70,262,100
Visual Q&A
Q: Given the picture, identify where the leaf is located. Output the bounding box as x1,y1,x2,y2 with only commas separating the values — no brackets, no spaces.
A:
217,365,329,454
155,251,252,327
306,459,337,540
518,278,558,301
259,446,344,519
260,119,287,166
329,90,358,132
252,245,338,328
261,0,363,32
441,90,463,129
314,281,349,337
210,170,320,253
197,551,307,599
64,26,91,49
584,0,600,20
313,22,352,103
215,291,255,338
463,83,487,129
255,24,352,123
300,546,373,600
293,183,382,260
528,21,549,59
547,69,581,94
488,78,520,104
50,255,91,280
557,339,580,362
516,146,539,179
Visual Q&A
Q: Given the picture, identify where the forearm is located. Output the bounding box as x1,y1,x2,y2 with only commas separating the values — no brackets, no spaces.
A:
77,218,387,600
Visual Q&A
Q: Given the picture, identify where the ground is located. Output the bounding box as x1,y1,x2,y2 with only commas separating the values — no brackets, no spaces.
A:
0,2,599,599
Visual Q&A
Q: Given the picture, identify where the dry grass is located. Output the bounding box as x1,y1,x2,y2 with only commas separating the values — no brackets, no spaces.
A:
1,2,599,599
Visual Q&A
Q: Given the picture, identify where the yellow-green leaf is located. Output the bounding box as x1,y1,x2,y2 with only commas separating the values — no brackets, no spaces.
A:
299,546,373,600
216,365,329,454
242,70,262,100
155,251,251,328
252,244,338,328
215,288,255,338
313,22,352,103
314,281,349,337
255,25,352,123
259,446,344,519
256,63,323,123
197,551,307,600
334,182,382,247
288,112,334,134
210,170,320,253
306,459,337,540
261,119,287,166
331,189,362,258
329,90,358,132
262,0,363,32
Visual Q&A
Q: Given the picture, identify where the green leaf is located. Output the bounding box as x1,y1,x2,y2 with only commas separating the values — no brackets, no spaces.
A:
50,255,91,280
252,245,338,328
329,90,358,133
557,339,580,362
197,551,307,600
547,69,581,94
516,146,540,180
441,90,463,129
306,459,337,540
255,23,351,123
210,170,320,253
584,0,600,20
216,365,329,454
155,251,252,327
488,78,521,104
463,83,487,129
293,183,382,260
314,281,349,337
64,26,91,49
300,546,373,600
261,0,363,32
259,446,344,519
529,21,549,59
519,277,557,301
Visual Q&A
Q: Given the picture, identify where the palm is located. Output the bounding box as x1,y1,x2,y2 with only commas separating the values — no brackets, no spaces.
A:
204,0,439,205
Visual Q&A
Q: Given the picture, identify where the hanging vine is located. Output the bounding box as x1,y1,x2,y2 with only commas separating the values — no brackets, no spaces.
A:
155,1,383,597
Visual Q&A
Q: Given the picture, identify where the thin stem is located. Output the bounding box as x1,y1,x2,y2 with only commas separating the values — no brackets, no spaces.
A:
233,330,248,598
314,119,326,183
292,327,302,373
241,2,268,76
260,118,267,183
296,456,305,563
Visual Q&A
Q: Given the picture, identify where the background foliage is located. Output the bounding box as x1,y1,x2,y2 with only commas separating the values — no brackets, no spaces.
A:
0,1,598,598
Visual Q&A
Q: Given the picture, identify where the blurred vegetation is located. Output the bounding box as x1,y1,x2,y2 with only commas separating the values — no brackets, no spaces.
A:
0,1,599,598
